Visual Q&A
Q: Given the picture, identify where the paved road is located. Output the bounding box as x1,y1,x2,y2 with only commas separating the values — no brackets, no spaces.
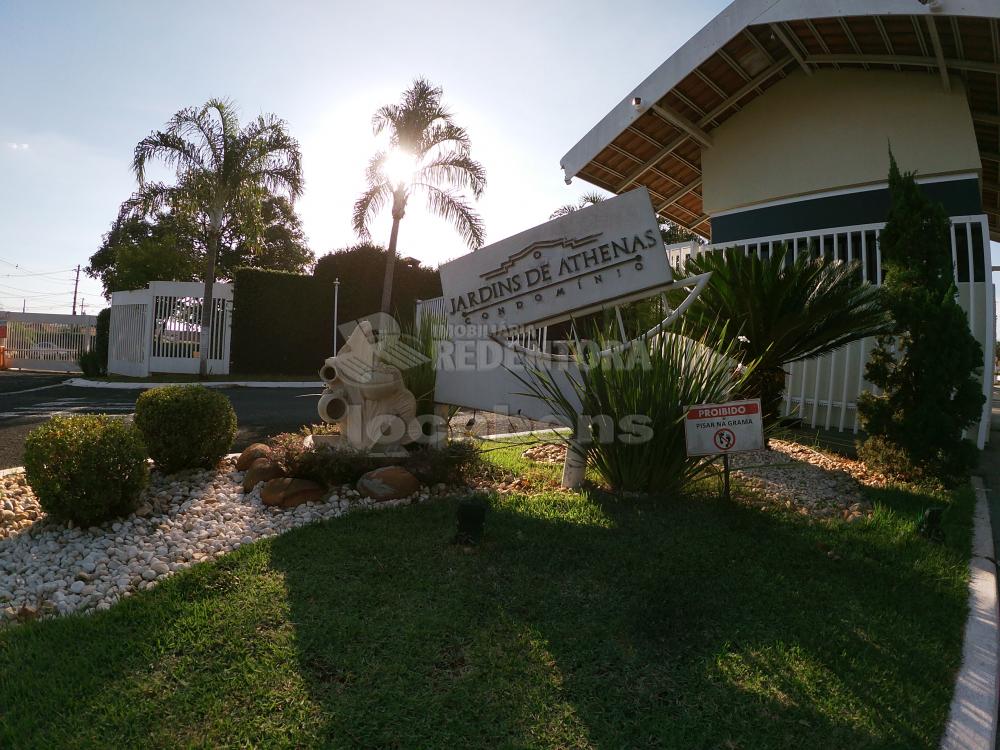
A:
0,372,322,469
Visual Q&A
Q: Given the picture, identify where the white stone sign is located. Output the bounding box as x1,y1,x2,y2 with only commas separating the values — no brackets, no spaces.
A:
438,187,671,331
684,399,764,457
433,188,677,421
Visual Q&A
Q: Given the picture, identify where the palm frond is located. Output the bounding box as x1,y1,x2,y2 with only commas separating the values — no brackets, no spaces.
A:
117,182,183,223
352,182,393,240
419,121,471,155
415,150,486,198
413,183,485,248
132,131,206,185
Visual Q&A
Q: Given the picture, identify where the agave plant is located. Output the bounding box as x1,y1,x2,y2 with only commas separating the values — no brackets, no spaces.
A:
517,324,755,496
677,245,890,427
393,312,448,419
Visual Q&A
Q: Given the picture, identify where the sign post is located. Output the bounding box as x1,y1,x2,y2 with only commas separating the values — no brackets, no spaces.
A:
684,398,764,500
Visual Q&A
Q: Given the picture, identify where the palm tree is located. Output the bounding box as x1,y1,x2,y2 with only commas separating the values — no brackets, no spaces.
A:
354,78,486,314
120,99,303,376
678,246,890,428
549,191,606,219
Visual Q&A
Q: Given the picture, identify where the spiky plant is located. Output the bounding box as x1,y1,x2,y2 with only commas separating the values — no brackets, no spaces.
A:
678,246,890,427
120,99,303,376
517,325,755,495
354,79,486,313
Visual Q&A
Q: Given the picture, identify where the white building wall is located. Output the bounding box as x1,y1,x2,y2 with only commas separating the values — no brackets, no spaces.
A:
702,69,982,215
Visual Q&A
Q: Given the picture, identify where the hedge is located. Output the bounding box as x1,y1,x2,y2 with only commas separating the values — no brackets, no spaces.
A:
231,268,336,375
313,244,441,339
95,307,110,371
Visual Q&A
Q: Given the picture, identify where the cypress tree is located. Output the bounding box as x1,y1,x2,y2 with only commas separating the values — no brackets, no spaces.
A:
857,153,984,482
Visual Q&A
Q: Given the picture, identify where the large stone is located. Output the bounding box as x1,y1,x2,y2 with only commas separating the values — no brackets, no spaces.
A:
260,478,326,508
236,443,273,471
243,458,284,493
356,466,420,501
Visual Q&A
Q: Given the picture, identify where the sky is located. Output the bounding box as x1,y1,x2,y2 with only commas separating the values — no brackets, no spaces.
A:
0,0,997,319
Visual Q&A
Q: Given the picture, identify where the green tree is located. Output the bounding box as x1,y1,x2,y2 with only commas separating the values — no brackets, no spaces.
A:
679,246,889,429
87,213,200,297
120,99,303,376
353,78,485,313
857,155,984,481
221,195,313,277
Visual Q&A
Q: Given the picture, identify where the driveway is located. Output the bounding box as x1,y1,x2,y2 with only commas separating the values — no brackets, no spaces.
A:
0,372,323,469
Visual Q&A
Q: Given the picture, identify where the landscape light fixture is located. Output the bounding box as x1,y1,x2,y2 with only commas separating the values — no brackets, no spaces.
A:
453,495,488,546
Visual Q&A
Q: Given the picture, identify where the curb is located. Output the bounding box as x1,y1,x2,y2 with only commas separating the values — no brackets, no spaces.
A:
65,378,323,390
478,427,569,441
941,476,999,749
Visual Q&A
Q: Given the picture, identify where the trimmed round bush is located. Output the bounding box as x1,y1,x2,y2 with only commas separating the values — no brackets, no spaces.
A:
24,415,149,526
134,385,237,473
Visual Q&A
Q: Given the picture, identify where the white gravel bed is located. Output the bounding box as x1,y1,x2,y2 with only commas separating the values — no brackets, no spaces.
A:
0,458,432,625
521,439,875,520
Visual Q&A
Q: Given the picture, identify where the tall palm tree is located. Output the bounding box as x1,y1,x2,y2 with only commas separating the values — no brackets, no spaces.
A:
678,246,890,428
120,99,303,376
353,78,486,314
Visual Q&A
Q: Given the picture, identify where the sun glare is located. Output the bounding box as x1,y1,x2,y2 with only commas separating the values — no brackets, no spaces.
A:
383,148,418,188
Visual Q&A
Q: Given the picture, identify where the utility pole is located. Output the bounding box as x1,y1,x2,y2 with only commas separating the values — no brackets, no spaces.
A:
71,264,80,315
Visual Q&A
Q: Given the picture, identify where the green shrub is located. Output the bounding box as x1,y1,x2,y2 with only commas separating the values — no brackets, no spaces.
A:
24,415,148,525
520,324,755,495
77,348,104,377
268,428,479,488
134,385,237,473
404,441,480,485
95,308,110,373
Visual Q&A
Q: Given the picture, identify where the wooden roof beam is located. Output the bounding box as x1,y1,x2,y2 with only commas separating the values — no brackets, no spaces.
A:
650,104,714,149
769,23,812,76
657,177,703,213
924,16,952,92
974,112,1000,126
614,57,791,192
803,54,1000,76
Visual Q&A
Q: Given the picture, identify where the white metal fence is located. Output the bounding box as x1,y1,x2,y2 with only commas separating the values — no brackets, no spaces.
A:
0,311,97,372
108,282,232,377
674,214,996,448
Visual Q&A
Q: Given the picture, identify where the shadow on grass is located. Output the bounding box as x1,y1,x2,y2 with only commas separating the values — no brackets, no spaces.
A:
0,481,973,748
266,486,971,748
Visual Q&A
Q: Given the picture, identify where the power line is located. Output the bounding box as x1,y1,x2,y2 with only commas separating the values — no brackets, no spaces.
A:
0,268,77,278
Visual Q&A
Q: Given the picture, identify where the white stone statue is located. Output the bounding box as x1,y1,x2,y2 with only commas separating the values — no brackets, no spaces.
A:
316,319,417,454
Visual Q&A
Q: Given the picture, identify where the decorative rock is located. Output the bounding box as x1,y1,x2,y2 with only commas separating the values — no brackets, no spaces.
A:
243,458,284,493
236,443,273,471
0,456,422,626
260,478,326,508
356,466,420,501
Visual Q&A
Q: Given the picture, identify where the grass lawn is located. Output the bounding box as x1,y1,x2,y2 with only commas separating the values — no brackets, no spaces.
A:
0,442,974,749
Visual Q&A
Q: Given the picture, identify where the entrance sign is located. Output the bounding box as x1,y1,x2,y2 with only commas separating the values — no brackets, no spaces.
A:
434,188,679,421
684,399,764,457
439,187,671,331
